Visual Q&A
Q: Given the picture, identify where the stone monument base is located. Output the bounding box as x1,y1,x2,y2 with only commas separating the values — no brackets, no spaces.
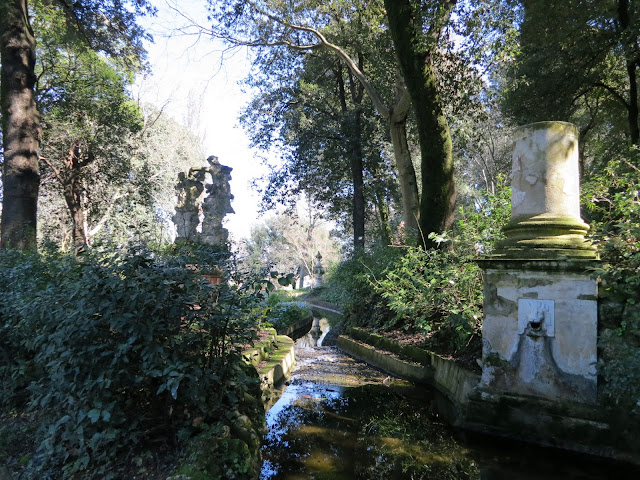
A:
463,389,640,466
478,259,598,404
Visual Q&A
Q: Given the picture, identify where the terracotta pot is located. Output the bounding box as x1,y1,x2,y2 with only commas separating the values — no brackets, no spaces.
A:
202,274,223,285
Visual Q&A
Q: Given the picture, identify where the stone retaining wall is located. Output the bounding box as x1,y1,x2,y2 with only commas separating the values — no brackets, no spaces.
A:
336,327,480,416
336,335,432,383
243,328,296,391
257,335,295,390
336,327,640,466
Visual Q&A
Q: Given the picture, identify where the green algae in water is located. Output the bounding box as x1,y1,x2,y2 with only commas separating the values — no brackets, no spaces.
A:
262,326,640,480
351,384,479,480
261,377,478,480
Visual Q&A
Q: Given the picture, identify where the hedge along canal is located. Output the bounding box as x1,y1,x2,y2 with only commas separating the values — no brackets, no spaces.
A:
259,312,640,480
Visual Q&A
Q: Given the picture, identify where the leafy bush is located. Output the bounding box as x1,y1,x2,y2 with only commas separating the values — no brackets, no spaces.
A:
0,245,264,478
266,289,300,307
322,185,510,355
369,207,502,354
373,238,483,351
584,152,640,410
264,302,312,333
0,250,56,408
324,245,404,329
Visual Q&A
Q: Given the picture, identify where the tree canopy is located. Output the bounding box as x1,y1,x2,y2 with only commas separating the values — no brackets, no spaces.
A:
202,0,493,250
2,0,639,254
0,0,155,249
503,0,640,168
204,0,419,248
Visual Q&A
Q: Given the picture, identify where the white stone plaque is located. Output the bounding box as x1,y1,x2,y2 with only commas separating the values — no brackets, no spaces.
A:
518,299,555,337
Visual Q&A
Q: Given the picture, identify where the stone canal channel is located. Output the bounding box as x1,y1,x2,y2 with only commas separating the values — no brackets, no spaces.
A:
259,317,640,480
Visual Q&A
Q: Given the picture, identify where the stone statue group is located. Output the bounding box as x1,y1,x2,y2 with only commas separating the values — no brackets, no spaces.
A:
173,155,234,246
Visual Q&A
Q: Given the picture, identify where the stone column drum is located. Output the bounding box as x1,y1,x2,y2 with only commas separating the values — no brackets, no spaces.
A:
496,121,596,259
478,122,598,404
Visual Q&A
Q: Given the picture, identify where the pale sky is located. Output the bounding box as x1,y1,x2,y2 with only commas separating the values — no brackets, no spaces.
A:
136,0,269,241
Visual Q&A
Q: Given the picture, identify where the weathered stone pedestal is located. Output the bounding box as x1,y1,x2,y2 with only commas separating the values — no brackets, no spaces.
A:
479,259,598,402
462,121,624,461
478,121,598,404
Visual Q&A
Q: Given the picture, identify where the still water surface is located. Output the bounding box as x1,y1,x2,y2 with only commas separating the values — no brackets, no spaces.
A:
260,319,640,480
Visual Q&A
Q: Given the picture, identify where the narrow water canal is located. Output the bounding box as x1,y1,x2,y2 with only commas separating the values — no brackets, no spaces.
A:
260,318,639,480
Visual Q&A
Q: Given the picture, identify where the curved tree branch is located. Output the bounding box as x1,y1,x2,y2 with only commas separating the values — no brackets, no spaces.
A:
88,189,129,237
250,3,392,118
593,81,630,109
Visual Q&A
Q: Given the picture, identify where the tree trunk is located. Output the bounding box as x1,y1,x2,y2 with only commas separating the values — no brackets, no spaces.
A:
384,0,457,248
0,0,40,250
348,109,366,251
618,0,640,145
61,169,89,252
416,59,456,243
389,106,419,232
373,188,393,245
625,59,639,145
336,63,366,251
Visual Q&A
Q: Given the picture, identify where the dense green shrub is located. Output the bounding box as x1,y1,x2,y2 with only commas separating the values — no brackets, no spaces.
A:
0,250,56,407
0,245,264,478
373,239,483,351
324,245,404,329
263,301,312,333
372,185,509,352
323,185,510,355
584,152,640,411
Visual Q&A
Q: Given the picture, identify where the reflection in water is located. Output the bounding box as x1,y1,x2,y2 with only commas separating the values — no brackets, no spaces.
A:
295,317,330,348
261,319,640,480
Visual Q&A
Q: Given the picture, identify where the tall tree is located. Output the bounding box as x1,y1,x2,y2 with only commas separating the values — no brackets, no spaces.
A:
35,12,144,250
0,0,154,250
203,0,421,238
504,0,640,162
37,98,206,249
245,45,399,250
384,0,458,247
1,0,40,250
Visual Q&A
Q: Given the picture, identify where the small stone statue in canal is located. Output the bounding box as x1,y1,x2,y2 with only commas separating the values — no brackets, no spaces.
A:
173,155,234,246
313,251,325,287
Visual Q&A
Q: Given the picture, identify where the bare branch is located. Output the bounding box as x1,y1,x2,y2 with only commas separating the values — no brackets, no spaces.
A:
139,101,168,138
88,190,130,237
622,157,640,173
40,156,63,183
201,1,393,118
594,81,630,108
245,2,391,118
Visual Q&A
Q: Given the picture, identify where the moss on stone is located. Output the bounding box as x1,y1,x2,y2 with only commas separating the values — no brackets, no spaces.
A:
516,121,578,138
